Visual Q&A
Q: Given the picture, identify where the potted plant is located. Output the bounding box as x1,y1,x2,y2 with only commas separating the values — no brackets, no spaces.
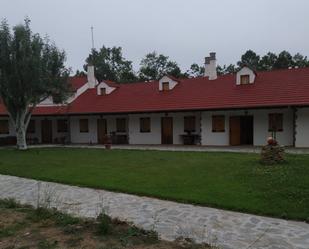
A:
104,135,112,150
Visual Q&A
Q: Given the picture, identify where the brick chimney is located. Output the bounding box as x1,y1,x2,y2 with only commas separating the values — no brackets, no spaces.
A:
204,52,217,80
87,64,96,88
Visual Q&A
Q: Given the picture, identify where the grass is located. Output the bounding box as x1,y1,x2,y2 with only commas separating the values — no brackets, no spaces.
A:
0,198,212,249
0,148,308,221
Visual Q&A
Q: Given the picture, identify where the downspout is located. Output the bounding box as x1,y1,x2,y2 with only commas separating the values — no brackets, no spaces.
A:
292,107,297,147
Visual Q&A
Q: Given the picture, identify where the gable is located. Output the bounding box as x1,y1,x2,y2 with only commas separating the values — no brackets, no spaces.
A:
236,67,256,85
159,76,179,91
97,81,116,95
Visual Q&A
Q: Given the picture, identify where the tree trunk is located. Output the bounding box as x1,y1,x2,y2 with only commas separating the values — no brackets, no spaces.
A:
16,125,27,150
10,109,31,150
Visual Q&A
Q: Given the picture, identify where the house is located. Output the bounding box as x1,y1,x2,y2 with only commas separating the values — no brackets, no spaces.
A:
1,52,309,147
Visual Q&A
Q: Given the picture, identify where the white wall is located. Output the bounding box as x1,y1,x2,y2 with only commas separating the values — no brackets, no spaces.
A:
26,117,70,143
201,108,293,146
69,114,129,144
128,112,201,145
295,107,309,147
70,116,98,144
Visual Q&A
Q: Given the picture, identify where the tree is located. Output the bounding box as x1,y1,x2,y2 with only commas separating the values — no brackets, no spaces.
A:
139,52,182,81
237,50,260,69
0,19,70,150
259,52,278,71
217,64,237,75
186,63,205,78
293,53,309,68
84,46,137,83
74,70,86,77
273,51,294,69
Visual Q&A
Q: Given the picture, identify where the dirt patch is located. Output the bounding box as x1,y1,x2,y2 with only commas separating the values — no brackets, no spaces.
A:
0,200,214,249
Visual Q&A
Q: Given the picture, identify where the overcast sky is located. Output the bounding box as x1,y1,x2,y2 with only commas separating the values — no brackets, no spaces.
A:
1,0,309,73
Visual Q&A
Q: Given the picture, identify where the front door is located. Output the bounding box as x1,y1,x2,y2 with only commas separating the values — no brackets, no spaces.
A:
229,116,241,146
230,116,253,146
41,119,53,143
161,117,173,144
97,119,107,144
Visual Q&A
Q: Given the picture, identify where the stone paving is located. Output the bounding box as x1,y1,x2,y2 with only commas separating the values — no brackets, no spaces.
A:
27,144,309,154
0,174,309,249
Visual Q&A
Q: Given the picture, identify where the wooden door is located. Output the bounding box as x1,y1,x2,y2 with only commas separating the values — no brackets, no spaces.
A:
41,119,53,144
229,116,240,146
161,117,173,144
97,119,107,144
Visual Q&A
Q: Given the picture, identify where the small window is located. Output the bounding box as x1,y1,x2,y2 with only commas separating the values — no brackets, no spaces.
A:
140,117,151,133
116,118,126,132
0,120,9,134
212,115,225,132
57,119,68,132
27,120,35,134
240,75,250,85
184,116,196,132
79,119,89,133
162,82,169,91
100,88,106,95
269,113,283,132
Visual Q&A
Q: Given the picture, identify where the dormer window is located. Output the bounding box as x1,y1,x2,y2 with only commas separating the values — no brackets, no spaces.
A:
240,75,250,85
100,87,106,95
97,81,117,95
236,66,256,85
162,82,170,91
159,76,179,91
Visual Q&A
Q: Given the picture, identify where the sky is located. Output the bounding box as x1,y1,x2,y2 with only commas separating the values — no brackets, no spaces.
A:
1,0,309,74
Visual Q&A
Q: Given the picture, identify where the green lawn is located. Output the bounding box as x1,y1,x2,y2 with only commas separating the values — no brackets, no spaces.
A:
0,148,308,221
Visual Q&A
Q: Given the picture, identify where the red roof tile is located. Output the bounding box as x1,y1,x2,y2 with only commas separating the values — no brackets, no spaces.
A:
69,76,87,91
1,67,309,116
67,67,309,114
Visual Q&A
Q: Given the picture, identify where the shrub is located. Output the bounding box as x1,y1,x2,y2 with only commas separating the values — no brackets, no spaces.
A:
260,138,285,165
96,211,112,235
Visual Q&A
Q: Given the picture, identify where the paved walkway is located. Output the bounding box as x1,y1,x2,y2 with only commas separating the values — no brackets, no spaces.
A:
27,144,309,154
0,175,308,249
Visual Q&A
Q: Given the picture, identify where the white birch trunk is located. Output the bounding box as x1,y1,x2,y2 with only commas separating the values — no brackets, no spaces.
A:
16,124,27,150
11,109,30,150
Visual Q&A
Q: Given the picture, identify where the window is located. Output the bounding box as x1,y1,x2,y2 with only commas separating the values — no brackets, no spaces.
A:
0,120,9,134
100,88,106,95
184,116,196,132
162,82,169,91
240,75,250,85
116,118,126,132
57,119,68,132
269,113,283,132
212,115,225,132
140,117,151,133
79,119,89,133
27,120,35,133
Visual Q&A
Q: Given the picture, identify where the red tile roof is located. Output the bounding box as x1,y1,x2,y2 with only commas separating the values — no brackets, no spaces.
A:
1,67,309,116
69,76,87,91
67,67,309,114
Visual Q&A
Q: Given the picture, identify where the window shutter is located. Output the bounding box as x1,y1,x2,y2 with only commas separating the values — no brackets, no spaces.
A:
212,115,225,132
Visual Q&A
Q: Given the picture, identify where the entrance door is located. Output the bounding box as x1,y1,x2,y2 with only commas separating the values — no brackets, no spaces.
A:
97,119,107,144
161,117,173,144
229,116,253,146
240,116,253,145
41,119,53,143
229,116,241,146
